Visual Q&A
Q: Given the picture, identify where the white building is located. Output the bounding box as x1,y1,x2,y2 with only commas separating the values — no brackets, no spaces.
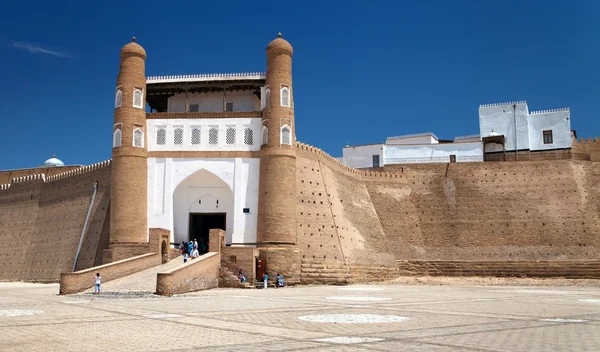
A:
479,101,571,158
340,100,572,168
144,73,266,246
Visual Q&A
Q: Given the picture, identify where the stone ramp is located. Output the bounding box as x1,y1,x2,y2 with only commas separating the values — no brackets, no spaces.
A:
84,255,184,295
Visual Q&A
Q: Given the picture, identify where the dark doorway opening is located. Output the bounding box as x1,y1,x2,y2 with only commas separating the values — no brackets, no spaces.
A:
189,213,226,254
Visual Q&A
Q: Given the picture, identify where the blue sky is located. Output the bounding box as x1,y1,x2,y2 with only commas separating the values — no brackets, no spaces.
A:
0,0,598,169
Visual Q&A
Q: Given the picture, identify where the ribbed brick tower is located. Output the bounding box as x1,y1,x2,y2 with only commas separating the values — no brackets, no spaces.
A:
257,34,301,279
105,37,149,263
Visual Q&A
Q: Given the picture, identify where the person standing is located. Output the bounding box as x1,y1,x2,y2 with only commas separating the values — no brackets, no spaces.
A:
263,272,269,289
94,273,101,294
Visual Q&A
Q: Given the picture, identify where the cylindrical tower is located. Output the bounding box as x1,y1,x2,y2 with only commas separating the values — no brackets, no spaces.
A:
107,37,148,261
257,33,297,245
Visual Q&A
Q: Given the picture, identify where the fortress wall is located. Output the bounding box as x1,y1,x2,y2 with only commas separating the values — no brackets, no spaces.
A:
0,163,111,282
572,137,600,162
296,142,600,281
0,166,81,185
374,161,600,261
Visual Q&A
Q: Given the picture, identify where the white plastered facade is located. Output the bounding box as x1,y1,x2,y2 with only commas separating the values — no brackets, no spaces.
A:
146,117,261,246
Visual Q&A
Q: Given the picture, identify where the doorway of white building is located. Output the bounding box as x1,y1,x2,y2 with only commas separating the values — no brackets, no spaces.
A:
189,213,226,254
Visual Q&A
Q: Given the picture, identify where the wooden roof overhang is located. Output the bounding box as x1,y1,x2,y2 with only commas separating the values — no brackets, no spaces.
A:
146,78,266,112
481,135,505,145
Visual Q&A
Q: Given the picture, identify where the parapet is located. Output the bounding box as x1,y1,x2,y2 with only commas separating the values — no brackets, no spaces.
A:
530,108,570,115
479,100,527,108
387,132,438,141
295,141,403,180
45,159,111,182
0,159,112,192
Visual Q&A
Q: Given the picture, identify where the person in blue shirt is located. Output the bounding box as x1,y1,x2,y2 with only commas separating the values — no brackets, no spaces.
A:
263,272,269,289
276,273,285,288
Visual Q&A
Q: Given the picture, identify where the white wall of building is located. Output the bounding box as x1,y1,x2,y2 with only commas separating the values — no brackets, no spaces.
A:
147,157,260,245
386,134,438,145
167,91,260,112
527,110,571,150
479,102,530,152
342,144,384,168
146,118,262,152
383,142,483,164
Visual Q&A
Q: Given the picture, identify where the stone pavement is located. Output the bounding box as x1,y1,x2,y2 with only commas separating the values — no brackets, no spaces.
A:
1,281,600,351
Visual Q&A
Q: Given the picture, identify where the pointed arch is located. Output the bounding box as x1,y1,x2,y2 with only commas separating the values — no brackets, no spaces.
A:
113,128,122,148
280,124,291,145
133,128,144,148
133,89,144,109
115,89,123,108
261,126,268,146
280,86,290,107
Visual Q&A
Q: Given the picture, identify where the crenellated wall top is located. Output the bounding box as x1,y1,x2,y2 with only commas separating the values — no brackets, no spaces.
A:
0,159,112,192
295,142,403,180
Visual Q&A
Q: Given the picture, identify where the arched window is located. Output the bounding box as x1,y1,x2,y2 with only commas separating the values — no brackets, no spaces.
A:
156,128,166,145
133,128,144,148
261,126,268,146
209,127,218,145
280,125,291,145
265,89,271,107
115,89,123,108
113,128,122,148
226,126,236,145
244,128,254,145
280,86,290,107
133,89,143,109
174,127,183,145
191,128,201,145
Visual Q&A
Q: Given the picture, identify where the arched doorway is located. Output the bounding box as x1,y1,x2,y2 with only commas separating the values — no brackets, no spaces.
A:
172,169,233,248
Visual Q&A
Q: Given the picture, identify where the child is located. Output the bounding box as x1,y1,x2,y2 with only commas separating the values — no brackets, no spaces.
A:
263,272,269,289
94,273,101,294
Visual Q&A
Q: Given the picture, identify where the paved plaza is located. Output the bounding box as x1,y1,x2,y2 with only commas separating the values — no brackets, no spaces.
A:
1,281,600,351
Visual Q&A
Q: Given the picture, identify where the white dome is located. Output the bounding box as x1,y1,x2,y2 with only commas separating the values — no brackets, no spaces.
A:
488,131,501,137
43,155,64,167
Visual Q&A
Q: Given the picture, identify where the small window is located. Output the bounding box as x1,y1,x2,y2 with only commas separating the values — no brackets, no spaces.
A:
209,127,218,145
115,89,123,108
280,125,291,145
543,130,553,144
133,128,144,148
113,128,122,148
226,126,236,145
280,86,290,107
265,89,271,107
189,104,199,112
372,155,380,168
225,102,234,112
244,128,254,145
133,89,143,109
449,155,456,163
156,128,166,145
261,126,268,146
191,128,201,145
174,127,183,145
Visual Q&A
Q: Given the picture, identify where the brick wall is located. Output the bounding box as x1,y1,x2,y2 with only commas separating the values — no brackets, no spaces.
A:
296,141,600,283
0,163,111,282
60,252,161,295
156,252,220,296
397,260,600,279
572,137,600,162
221,247,259,283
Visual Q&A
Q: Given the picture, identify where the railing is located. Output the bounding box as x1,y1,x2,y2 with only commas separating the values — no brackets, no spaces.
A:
147,72,266,84
146,111,262,119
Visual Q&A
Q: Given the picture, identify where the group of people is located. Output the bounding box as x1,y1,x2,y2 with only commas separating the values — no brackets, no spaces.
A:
262,272,285,288
179,239,208,263
237,270,285,288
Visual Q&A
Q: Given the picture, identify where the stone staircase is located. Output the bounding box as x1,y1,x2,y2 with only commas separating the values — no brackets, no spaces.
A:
84,255,184,295
219,267,253,288
300,260,351,284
